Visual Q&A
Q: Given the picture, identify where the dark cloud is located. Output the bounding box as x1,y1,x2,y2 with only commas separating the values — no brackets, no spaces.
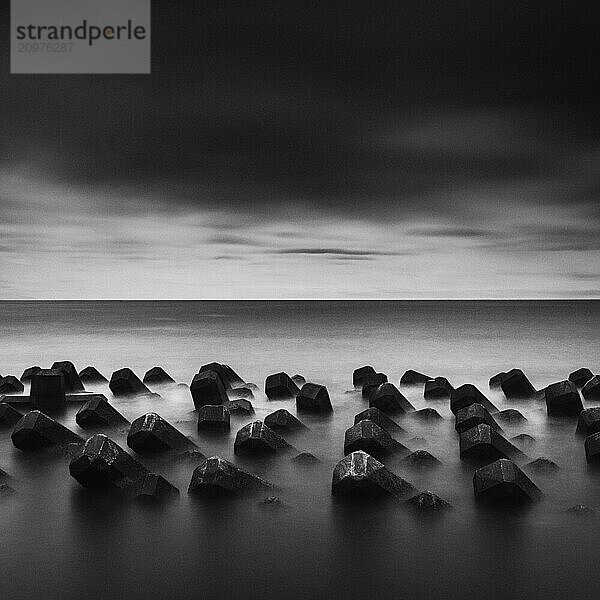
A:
407,227,497,239
482,225,600,252
213,255,244,261
1,1,600,222
274,248,407,256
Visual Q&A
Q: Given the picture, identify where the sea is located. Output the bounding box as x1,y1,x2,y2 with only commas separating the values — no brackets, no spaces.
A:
0,300,599,600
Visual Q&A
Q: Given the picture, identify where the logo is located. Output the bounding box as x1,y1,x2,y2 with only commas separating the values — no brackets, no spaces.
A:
11,0,151,74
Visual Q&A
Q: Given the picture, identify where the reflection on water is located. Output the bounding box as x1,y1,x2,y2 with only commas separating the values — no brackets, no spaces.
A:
1,301,599,600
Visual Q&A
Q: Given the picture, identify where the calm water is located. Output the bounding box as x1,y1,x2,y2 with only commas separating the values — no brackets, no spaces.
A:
0,300,599,600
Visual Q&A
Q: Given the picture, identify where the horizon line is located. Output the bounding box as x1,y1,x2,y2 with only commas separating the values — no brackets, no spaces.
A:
0,298,598,302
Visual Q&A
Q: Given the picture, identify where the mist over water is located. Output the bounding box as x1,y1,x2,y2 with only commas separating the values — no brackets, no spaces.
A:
1,301,599,600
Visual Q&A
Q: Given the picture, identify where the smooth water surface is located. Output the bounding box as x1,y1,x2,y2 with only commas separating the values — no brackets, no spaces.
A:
0,301,599,600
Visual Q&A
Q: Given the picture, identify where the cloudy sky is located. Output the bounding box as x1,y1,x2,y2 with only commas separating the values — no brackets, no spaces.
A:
1,1,599,299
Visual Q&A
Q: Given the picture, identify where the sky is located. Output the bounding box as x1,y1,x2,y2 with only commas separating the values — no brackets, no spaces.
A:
1,1,599,299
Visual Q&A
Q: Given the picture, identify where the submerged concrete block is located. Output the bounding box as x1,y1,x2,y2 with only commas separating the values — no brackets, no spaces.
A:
500,369,536,399
353,366,376,388
0,482,15,495
410,408,443,421
234,421,292,455
400,370,431,385
76,396,129,428
109,368,150,397
584,432,600,463
569,368,594,388
195,364,225,389
265,372,300,400
12,410,82,451
127,413,197,454
459,424,525,461
223,364,245,388
78,366,108,384
577,408,600,436
199,363,244,389
265,409,305,431
20,366,42,383
489,372,507,389
51,361,85,393
197,404,230,431
30,369,66,412
191,371,228,409
545,380,583,416
291,374,306,388
511,434,536,450
455,403,501,434
296,383,333,414
406,491,451,512
258,495,285,509
0,402,22,428
188,456,273,495
473,458,541,503
402,450,441,469
227,387,254,400
361,372,388,398
354,407,404,434
566,504,595,516
0,376,24,395
450,384,498,415
525,457,560,475
70,434,148,489
424,377,454,399
225,399,255,416
127,473,179,502
369,383,414,414
495,409,527,424
582,376,600,401
331,451,416,499
344,420,408,460
292,452,320,465
143,366,175,385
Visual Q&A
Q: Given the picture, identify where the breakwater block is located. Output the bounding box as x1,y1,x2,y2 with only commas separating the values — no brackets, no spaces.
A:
265,409,306,431
12,410,82,451
234,421,292,456
369,383,414,414
332,451,416,499
70,434,148,489
76,396,129,428
459,423,525,461
473,458,541,503
191,371,228,409
344,420,408,460
109,368,150,397
51,361,85,393
188,456,273,495
265,372,300,400
197,404,230,431
127,413,198,454
296,383,333,413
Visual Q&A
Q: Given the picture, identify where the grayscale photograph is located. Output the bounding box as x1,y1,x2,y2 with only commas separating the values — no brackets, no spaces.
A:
1,2,599,599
